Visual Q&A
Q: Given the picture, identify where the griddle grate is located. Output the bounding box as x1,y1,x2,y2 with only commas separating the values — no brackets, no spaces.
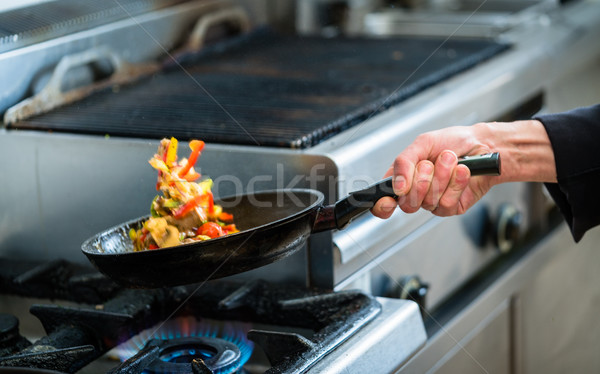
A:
10,29,510,148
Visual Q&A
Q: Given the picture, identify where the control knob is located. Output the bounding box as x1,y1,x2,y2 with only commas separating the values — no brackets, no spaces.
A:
495,204,522,253
388,275,429,318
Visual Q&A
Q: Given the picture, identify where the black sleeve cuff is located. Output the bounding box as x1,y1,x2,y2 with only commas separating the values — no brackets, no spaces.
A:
535,104,600,242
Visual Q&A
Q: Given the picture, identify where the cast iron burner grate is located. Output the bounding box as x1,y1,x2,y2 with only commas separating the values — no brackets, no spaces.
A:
0,258,381,373
10,29,510,148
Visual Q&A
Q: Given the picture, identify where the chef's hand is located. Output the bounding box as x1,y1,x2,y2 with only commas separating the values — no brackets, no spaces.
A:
371,120,556,218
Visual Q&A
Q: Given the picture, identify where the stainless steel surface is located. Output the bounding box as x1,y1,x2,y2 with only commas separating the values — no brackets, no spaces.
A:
363,0,558,38
185,5,251,50
296,0,384,36
399,224,600,373
307,298,427,373
0,0,186,54
430,299,512,373
516,229,600,373
296,0,559,37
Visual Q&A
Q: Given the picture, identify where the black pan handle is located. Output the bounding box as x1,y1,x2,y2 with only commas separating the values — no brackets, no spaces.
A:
331,152,501,230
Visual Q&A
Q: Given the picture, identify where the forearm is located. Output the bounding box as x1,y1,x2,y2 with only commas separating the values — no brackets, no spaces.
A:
473,120,557,184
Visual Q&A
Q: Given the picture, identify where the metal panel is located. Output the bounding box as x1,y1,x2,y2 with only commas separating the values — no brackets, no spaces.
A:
518,228,600,373
363,0,558,38
399,224,600,373
0,0,189,54
432,299,511,374
307,298,427,373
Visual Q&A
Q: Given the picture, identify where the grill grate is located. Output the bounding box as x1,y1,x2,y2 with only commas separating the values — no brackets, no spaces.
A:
10,29,510,148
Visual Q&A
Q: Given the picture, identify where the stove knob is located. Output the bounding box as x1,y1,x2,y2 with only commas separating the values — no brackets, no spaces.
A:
388,276,429,317
495,204,522,253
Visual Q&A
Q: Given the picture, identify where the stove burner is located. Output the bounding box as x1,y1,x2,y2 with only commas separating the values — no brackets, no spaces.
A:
0,313,31,357
116,317,253,373
144,336,241,373
0,314,19,345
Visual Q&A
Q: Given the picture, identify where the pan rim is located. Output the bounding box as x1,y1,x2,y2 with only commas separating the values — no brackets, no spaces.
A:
81,188,325,256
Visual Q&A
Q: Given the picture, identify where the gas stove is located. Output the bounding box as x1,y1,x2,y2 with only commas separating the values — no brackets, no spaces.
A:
0,259,423,373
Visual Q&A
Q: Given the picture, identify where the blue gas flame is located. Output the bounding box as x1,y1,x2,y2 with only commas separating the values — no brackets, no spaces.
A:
116,316,253,373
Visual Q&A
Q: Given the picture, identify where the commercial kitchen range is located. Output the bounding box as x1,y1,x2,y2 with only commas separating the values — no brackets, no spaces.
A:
1,0,600,373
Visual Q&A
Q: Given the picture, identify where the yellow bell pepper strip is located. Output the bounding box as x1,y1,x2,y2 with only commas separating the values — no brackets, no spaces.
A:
182,170,201,182
178,140,205,179
149,159,170,174
165,137,178,167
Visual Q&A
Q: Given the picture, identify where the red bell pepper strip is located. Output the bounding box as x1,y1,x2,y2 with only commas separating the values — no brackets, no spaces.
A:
173,191,214,219
139,228,148,243
172,194,204,219
218,212,234,222
222,224,238,233
178,140,205,179
206,190,214,213
197,222,224,239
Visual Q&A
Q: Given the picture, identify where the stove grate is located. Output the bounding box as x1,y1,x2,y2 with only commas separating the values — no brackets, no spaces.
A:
0,260,381,374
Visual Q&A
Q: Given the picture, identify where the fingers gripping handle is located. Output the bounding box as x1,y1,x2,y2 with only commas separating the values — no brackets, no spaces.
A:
334,152,501,229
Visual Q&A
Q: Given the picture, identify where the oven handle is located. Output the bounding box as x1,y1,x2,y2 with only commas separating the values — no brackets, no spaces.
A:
186,6,251,51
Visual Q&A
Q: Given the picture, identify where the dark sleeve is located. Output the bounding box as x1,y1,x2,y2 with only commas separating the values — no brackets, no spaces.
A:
534,104,600,242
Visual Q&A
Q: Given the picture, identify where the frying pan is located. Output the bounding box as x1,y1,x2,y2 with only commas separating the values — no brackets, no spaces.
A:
82,153,500,288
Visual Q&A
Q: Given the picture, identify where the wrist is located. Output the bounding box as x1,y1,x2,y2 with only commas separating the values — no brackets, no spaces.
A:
474,120,557,183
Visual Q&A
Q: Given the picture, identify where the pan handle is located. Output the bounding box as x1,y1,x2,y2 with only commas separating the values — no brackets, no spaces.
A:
329,152,501,230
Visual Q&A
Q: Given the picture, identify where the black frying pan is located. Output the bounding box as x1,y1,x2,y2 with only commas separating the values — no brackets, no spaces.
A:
82,153,500,288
